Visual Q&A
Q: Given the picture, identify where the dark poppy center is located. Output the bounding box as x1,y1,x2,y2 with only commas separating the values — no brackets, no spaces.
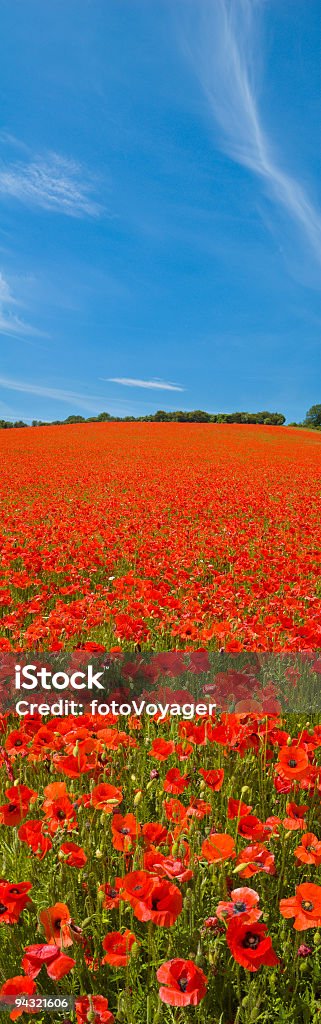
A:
243,932,260,950
120,828,130,835
178,977,188,992
7,803,18,813
0,903,8,915
151,898,159,911
55,918,62,929
302,900,314,912
234,902,246,913
109,888,117,899
14,740,22,747
288,759,297,768
9,887,21,895
57,810,66,820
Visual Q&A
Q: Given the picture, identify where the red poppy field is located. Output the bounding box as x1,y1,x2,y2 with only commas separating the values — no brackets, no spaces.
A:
0,424,321,1022
0,423,321,652
1,654,321,1023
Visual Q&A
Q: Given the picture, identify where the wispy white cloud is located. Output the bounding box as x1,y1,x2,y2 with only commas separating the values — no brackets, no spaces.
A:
0,271,41,338
183,0,321,267
0,152,102,218
103,377,185,391
0,375,104,413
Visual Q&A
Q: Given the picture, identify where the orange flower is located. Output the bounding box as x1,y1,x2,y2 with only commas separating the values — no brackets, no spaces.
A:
148,739,175,761
294,833,321,866
234,843,276,878
276,744,309,780
39,902,73,948
111,813,141,853
282,802,308,831
102,929,137,966
59,842,87,868
91,783,123,813
216,886,261,923
202,833,236,864
280,883,321,930
0,977,37,1020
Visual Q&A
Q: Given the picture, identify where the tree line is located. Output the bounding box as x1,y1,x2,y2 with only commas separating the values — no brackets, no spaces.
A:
0,404,320,430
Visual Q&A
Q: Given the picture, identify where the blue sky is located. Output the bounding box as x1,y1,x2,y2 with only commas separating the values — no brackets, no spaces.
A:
0,0,320,423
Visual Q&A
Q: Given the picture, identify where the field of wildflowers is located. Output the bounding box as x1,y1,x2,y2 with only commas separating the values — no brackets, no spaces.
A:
0,423,321,652
0,425,321,1023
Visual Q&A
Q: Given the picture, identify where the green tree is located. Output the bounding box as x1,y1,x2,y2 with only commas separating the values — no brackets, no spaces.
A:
303,404,321,428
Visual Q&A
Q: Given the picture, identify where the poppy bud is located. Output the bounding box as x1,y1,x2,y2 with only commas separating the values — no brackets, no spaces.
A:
171,842,179,856
232,862,250,874
86,1013,96,1023
100,812,106,826
299,960,309,974
133,790,143,806
241,786,250,796
95,849,103,859
286,736,292,746
73,742,79,757
314,931,321,947
97,889,105,902
199,780,206,792
131,774,137,782
150,769,159,780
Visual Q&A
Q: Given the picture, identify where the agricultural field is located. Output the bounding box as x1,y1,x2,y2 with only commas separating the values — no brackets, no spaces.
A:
0,423,321,652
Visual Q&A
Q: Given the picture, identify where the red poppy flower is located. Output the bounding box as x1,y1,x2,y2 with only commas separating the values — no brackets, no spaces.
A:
202,833,236,864
294,833,321,866
216,886,261,923
234,843,276,878
22,943,75,980
59,842,87,868
0,783,34,826
0,881,32,923
280,883,321,930
163,768,190,794
199,768,224,791
120,871,182,926
75,995,114,1024
237,815,271,842
0,977,37,1020
111,813,141,853
39,902,73,948
144,849,193,883
163,798,188,825
282,802,308,831
91,783,123,813
156,959,207,1006
276,744,309,780
226,920,279,971
102,929,137,966
142,822,168,848
98,883,121,910
148,738,175,761
227,798,253,819
18,820,52,860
